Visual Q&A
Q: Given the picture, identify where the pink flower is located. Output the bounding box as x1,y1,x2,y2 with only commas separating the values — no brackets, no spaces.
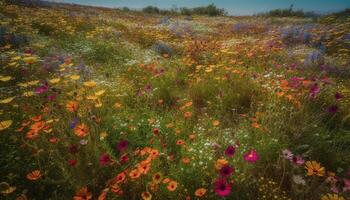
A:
99,153,111,166
214,179,231,197
292,155,305,166
243,149,259,163
343,179,350,192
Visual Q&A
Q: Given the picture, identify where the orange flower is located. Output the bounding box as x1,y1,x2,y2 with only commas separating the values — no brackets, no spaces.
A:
138,162,151,174
182,157,191,164
167,181,178,191
212,120,220,126
141,192,152,200
30,121,45,131
251,122,260,129
26,129,40,139
66,101,79,112
305,161,325,176
129,169,141,179
73,187,92,200
189,134,196,140
215,158,228,170
110,183,123,195
176,139,185,145
162,178,170,184
115,172,126,184
184,111,192,118
26,170,42,181
195,188,207,197
31,115,42,122
74,124,89,137
149,149,159,159
152,173,162,183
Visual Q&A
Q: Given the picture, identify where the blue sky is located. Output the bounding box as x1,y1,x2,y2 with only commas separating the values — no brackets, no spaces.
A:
56,0,350,15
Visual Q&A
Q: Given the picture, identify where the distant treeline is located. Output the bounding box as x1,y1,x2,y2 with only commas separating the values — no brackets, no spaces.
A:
138,4,227,16
257,8,319,18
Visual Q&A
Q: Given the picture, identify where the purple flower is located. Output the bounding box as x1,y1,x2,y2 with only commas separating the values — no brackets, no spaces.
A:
116,140,129,151
220,165,234,177
327,105,339,114
225,145,236,157
309,83,320,98
214,178,231,197
99,153,111,166
69,118,79,129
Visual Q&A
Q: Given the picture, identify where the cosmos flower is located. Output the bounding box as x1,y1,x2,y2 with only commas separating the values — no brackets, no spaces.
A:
220,165,234,177
327,105,339,114
243,149,259,163
214,178,231,197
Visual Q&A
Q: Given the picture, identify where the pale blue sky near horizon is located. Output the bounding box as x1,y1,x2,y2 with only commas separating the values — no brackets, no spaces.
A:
54,0,350,15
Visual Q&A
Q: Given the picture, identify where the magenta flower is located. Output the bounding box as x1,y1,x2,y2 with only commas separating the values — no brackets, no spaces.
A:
68,144,78,154
335,92,343,100
214,178,231,197
292,155,305,166
309,83,320,98
220,165,234,177
99,153,111,166
35,82,49,94
120,153,129,164
243,149,259,163
225,145,236,157
116,140,129,151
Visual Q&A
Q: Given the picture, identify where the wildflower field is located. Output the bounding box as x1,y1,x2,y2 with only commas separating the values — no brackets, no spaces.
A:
0,1,350,200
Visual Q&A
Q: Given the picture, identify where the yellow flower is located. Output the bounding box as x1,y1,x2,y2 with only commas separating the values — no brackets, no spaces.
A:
0,97,14,104
321,193,345,200
49,78,60,84
23,56,38,64
141,192,152,200
0,75,11,82
305,161,325,176
0,120,13,131
70,75,80,80
83,81,97,88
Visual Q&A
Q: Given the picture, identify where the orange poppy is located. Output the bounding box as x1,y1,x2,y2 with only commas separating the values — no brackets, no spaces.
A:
66,101,79,112
195,188,207,197
129,169,141,179
73,187,92,200
26,170,42,181
97,190,107,200
74,124,89,137
167,181,178,191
